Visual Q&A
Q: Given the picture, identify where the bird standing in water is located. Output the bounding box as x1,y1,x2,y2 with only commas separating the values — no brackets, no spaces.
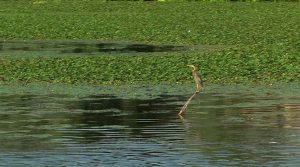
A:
187,65,203,93
178,65,203,116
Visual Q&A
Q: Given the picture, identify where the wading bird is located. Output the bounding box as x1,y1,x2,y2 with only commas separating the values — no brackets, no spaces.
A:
187,64,203,93
178,65,203,116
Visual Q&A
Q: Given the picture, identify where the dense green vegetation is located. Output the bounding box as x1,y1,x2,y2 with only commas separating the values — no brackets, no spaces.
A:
0,1,299,85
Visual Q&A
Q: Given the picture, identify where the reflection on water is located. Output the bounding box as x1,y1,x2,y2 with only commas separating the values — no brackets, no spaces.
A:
0,85,300,166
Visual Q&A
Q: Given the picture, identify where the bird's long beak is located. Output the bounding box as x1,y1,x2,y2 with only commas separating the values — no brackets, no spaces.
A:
187,65,193,67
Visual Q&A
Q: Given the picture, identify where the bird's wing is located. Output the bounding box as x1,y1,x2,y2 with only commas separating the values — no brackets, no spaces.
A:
194,72,204,87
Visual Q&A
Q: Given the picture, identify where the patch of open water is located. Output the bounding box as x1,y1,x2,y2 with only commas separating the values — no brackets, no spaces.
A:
0,84,299,166
0,40,185,56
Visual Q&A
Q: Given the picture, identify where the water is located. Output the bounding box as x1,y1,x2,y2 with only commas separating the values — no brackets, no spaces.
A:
0,84,300,166
0,40,185,56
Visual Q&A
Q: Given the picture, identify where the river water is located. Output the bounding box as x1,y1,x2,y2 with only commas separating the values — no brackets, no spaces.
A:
0,84,299,166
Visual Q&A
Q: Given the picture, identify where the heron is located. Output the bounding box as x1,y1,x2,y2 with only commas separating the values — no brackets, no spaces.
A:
187,64,203,93
178,65,203,116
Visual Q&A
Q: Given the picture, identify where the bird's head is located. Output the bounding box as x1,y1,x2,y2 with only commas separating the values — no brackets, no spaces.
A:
187,64,196,71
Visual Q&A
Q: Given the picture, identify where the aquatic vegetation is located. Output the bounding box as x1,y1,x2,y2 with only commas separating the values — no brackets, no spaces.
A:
1,45,298,84
0,1,299,84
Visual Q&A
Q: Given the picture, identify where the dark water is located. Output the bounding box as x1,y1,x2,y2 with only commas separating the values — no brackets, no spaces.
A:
0,40,185,55
0,85,300,166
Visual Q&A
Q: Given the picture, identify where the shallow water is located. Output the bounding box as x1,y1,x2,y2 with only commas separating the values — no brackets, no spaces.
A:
0,40,185,56
0,84,300,166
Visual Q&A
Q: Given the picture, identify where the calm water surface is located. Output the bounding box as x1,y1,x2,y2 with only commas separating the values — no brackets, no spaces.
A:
0,40,185,56
0,84,299,166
